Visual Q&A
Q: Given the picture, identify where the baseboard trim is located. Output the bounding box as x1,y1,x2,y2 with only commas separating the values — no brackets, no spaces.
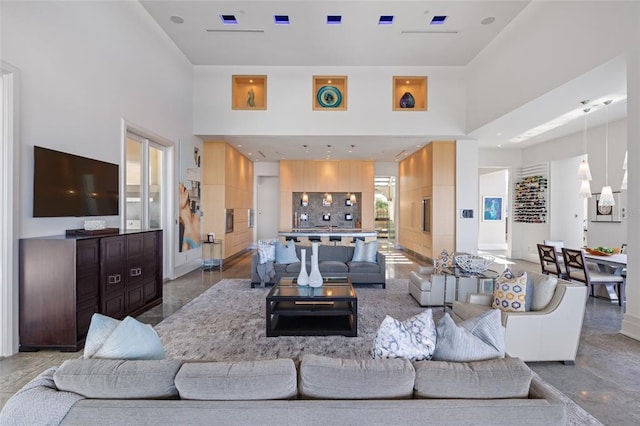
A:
621,313,640,342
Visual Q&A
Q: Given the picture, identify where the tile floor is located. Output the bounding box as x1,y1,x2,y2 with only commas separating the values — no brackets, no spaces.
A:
2,242,639,425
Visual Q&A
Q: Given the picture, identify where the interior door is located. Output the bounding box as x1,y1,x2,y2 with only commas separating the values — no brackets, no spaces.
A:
257,176,280,241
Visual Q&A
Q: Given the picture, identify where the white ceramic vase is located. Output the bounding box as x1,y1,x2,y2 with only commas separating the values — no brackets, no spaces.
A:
297,249,309,286
309,242,323,287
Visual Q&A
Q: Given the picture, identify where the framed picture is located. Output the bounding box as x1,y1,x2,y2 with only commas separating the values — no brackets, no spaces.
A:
345,213,353,221
322,199,331,207
345,198,352,206
590,192,622,222
482,196,503,221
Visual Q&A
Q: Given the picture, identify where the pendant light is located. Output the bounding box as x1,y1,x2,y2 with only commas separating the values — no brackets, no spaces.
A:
577,106,593,198
350,193,357,204
599,100,615,206
621,151,628,190
324,192,332,204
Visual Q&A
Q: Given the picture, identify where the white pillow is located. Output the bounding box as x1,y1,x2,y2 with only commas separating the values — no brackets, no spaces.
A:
275,239,300,264
529,273,558,311
83,313,121,359
432,309,505,362
352,239,378,263
257,239,277,264
372,310,436,361
93,316,166,360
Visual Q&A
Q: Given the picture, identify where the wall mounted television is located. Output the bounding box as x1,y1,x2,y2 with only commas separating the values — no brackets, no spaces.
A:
33,146,119,217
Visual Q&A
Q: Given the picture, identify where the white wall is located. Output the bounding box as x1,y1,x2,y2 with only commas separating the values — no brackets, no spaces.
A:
456,140,479,254
549,156,585,250
194,66,465,137
478,170,508,250
1,2,199,260
466,1,638,131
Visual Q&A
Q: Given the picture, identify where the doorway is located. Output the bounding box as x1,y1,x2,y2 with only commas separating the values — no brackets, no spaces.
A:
257,176,280,241
374,176,396,249
122,122,174,279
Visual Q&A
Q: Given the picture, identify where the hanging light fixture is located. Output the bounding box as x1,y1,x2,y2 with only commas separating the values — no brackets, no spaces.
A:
350,193,357,204
621,151,628,190
577,105,593,198
599,100,615,206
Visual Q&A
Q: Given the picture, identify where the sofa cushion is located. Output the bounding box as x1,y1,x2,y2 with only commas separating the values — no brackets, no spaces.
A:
257,239,276,264
317,260,349,273
347,261,380,273
273,263,288,273
351,239,378,263
275,240,300,265
53,359,181,399
432,309,505,362
372,310,437,361
93,316,166,360
83,313,120,359
175,359,297,400
413,358,532,399
529,273,558,311
299,354,414,399
492,270,527,312
318,245,352,263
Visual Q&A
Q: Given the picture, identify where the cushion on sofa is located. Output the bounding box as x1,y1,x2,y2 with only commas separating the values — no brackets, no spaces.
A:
83,313,121,359
318,260,349,273
53,359,181,399
492,270,527,312
175,359,297,400
347,261,381,273
257,239,277,264
413,358,533,399
432,309,505,362
275,240,300,264
351,239,378,263
92,316,166,360
299,354,415,399
318,245,352,263
529,273,558,311
372,310,437,361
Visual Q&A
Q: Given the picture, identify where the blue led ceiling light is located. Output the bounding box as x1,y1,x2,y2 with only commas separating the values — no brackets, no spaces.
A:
430,15,447,25
274,15,290,25
378,15,394,25
327,15,342,25
220,15,238,25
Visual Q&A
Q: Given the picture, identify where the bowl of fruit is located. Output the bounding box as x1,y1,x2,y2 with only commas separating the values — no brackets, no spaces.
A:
585,246,619,256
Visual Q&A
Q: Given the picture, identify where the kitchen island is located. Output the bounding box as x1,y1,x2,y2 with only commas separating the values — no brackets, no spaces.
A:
278,228,378,241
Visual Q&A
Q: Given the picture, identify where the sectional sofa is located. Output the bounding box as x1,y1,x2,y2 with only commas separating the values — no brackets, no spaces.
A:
0,354,567,425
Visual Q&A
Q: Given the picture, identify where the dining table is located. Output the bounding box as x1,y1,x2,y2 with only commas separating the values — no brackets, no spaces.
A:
583,251,627,303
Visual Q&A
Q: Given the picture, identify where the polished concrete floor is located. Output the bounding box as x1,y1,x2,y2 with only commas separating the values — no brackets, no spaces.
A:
2,242,639,425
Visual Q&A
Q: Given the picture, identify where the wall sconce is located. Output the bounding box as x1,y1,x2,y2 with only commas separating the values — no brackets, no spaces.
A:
301,192,309,206
324,192,333,204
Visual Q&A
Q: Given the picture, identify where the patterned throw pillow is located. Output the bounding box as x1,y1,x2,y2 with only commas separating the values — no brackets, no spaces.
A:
433,249,452,273
492,269,527,312
372,310,437,361
257,239,277,265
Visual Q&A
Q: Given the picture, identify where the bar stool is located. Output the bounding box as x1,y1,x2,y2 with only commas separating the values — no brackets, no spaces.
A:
308,236,321,244
351,236,365,244
329,235,342,246
285,236,300,243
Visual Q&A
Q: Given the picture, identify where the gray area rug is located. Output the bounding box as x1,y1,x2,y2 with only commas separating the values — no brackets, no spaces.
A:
154,278,602,425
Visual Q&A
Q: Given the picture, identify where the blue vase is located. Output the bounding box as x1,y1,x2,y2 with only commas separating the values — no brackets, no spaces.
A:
400,92,415,108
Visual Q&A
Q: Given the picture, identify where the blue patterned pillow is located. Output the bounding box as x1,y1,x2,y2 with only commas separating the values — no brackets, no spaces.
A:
352,239,378,263
372,309,437,361
275,239,300,264
257,239,277,264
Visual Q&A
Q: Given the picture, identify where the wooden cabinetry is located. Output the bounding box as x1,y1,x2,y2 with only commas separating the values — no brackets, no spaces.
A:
19,230,163,352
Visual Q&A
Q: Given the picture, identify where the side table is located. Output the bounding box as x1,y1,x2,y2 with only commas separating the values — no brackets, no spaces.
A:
440,267,499,311
202,239,223,272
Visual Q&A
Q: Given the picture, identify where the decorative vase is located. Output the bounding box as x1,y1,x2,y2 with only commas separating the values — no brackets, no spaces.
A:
399,91,415,108
309,242,323,287
297,249,309,286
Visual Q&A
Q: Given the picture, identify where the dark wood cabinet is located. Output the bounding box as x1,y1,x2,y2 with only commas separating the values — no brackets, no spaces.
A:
19,230,163,352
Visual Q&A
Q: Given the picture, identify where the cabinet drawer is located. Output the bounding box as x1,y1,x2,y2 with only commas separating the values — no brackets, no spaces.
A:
102,293,125,319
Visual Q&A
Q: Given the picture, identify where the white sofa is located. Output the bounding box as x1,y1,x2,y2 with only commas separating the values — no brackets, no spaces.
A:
451,272,588,364
409,266,492,307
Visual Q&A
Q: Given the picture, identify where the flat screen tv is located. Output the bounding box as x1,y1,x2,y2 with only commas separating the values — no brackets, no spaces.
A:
33,146,119,217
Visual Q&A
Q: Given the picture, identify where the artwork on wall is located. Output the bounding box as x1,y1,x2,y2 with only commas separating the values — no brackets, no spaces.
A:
590,192,622,223
178,141,202,252
482,196,503,221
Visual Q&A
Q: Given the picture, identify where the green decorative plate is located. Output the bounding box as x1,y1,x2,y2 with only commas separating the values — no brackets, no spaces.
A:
316,86,342,108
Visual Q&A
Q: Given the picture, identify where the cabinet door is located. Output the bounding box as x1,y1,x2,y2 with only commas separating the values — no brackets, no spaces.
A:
100,236,126,300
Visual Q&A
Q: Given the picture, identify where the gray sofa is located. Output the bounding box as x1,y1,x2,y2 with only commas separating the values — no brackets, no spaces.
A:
251,244,386,288
1,354,567,426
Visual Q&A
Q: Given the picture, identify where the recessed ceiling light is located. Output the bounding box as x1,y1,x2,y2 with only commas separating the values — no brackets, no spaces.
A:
247,152,252,156
170,16,184,24
378,15,394,25
274,15,289,25
220,15,238,25
481,17,495,25
327,15,342,25
430,15,447,25
237,144,242,147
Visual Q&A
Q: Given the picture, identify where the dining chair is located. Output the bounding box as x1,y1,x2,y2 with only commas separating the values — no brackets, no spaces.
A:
561,248,625,306
537,244,565,278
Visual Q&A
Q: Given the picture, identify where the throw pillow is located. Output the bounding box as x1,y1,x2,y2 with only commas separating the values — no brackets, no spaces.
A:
529,273,558,311
93,316,166,360
432,309,505,362
372,310,437,361
257,239,276,264
433,249,452,272
275,239,300,264
492,269,527,312
84,313,121,359
352,239,378,263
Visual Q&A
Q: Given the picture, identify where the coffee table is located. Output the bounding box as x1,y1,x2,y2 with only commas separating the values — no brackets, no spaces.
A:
266,277,357,337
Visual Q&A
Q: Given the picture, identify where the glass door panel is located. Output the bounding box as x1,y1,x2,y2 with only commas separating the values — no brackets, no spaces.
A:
126,138,142,229
149,145,163,229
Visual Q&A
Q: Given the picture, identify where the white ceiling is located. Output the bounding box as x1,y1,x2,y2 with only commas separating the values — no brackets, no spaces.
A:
140,0,627,161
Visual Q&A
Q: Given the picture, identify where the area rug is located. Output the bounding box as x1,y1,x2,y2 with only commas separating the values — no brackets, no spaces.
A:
154,278,602,426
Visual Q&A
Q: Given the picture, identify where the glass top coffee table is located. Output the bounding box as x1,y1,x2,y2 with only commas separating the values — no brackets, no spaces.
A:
266,277,357,337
